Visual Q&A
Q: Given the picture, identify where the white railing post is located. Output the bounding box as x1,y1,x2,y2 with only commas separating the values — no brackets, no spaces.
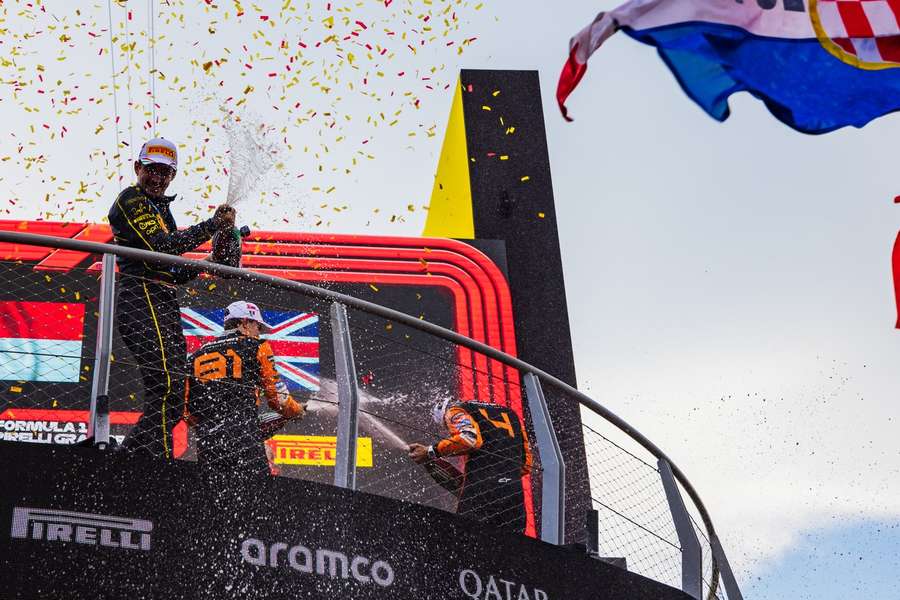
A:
524,372,566,545
658,458,702,599
331,302,360,490
87,253,116,449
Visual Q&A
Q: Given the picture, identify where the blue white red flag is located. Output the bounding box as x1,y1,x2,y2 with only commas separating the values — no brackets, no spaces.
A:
181,307,320,393
558,0,900,133
0,301,85,383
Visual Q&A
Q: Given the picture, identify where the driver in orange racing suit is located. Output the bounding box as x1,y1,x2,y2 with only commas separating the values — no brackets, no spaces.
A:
408,399,533,534
184,301,304,479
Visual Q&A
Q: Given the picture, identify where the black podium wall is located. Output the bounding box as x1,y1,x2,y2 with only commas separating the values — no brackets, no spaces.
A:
0,443,689,600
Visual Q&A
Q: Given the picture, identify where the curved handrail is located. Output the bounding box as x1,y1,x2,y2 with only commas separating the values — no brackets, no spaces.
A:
0,230,722,597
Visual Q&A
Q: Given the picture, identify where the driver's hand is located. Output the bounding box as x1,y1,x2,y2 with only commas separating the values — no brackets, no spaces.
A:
212,204,236,230
407,443,430,464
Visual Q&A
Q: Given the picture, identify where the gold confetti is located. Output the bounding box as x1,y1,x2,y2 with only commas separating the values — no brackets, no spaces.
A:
0,2,492,225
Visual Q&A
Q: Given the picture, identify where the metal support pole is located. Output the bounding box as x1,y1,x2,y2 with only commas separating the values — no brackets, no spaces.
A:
658,458,703,599
331,302,360,490
523,373,565,545
586,508,600,557
87,253,116,449
709,533,743,600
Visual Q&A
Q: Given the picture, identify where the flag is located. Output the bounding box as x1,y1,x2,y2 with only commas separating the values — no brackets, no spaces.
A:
180,307,320,392
558,0,900,133
892,224,900,329
0,301,85,383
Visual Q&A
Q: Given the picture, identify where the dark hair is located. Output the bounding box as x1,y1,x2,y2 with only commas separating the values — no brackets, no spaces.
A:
223,318,242,331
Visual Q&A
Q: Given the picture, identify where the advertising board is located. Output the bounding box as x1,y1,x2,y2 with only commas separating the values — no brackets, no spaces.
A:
0,443,688,600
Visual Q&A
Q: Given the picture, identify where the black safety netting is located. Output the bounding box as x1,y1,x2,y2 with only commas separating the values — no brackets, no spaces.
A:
0,258,102,445
0,250,723,597
108,268,333,480
343,305,543,538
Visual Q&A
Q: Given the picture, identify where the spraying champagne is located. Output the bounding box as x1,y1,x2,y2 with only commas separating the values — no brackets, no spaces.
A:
210,224,251,268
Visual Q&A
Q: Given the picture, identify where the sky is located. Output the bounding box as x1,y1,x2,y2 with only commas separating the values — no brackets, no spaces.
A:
1,1,899,598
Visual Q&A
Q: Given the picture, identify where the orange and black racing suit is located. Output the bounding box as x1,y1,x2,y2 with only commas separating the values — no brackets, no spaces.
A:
108,185,217,458
184,331,302,477
428,401,533,533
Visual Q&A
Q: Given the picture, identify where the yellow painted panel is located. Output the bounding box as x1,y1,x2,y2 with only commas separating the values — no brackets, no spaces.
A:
423,79,474,238
269,435,373,468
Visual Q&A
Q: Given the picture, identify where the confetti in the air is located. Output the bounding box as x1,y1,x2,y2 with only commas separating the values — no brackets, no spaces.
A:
0,0,491,227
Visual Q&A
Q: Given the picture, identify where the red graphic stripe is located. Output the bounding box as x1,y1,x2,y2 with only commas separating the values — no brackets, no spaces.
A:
0,221,87,263
0,408,141,425
36,224,115,271
0,301,85,340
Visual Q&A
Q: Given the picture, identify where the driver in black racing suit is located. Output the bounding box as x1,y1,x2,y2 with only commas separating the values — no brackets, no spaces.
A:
108,137,235,459
408,399,533,533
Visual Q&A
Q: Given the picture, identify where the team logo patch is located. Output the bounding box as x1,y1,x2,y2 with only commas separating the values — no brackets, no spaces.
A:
145,145,176,159
810,0,900,69
267,435,373,467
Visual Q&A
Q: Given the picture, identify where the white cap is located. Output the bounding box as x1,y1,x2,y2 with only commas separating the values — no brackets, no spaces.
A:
138,137,178,170
224,301,271,333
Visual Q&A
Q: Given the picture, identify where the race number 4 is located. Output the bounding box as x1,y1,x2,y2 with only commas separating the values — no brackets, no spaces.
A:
479,409,516,438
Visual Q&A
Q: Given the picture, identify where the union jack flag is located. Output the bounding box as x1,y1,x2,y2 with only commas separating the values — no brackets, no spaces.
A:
180,307,320,392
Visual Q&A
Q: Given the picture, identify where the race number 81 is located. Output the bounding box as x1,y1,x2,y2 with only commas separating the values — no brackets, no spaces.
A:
194,349,243,382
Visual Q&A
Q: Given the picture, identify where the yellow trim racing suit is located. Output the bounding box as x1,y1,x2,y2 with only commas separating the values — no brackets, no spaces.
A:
109,185,217,458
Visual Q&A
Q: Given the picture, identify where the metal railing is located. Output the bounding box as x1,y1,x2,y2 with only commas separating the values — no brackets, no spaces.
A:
0,230,742,600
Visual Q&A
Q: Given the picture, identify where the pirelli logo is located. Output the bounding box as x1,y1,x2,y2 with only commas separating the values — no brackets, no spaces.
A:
269,435,373,467
144,145,175,159
10,506,152,551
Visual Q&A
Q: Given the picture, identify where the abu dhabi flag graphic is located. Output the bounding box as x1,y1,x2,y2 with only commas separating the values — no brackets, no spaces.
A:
181,307,320,392
0,301,85,383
